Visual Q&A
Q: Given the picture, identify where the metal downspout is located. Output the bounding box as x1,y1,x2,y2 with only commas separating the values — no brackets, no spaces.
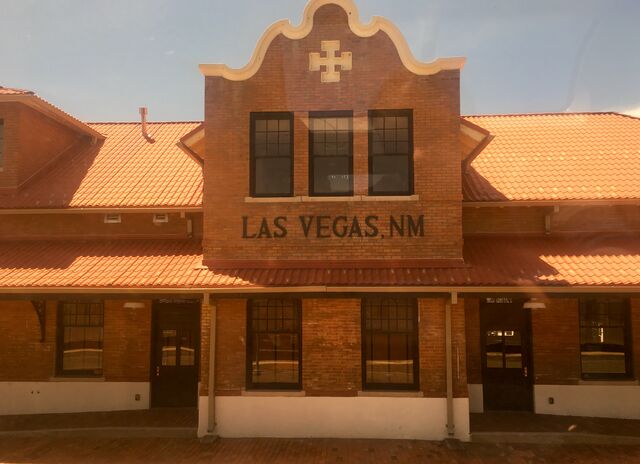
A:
206,294,217,435
446,292,457,437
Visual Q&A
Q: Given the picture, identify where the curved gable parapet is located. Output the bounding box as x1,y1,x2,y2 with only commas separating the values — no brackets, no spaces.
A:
199,0,466,80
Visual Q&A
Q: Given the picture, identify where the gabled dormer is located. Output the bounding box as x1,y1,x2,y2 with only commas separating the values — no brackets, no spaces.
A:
0,86,103,191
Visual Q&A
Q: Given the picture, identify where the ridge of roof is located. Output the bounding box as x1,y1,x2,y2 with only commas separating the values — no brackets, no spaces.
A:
463,111,627,118
0,86,34,95
87,120,203,125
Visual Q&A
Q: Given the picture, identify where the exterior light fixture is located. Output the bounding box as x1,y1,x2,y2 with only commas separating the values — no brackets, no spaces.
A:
123,302,146,310
523,298,546,310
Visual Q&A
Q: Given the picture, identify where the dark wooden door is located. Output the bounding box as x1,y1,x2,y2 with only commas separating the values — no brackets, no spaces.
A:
481,298,533,411
151,301,200,407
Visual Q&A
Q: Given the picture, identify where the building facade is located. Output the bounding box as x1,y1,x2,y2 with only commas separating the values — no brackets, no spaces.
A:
1,0,639,441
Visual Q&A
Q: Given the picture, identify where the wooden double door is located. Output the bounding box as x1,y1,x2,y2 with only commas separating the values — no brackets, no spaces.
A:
151,300,200,407
480,298,533,411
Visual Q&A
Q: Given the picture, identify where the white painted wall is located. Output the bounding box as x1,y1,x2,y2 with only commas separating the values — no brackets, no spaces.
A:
0,382,149,415
467,384,484,413
534,384,640,419
199,395,470,441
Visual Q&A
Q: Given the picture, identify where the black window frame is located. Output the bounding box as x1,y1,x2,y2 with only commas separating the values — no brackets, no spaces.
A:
249,112,294,198
246,298,303,390
361,297,420,391
368,109,414,196
579,296,633,380
308,110,354,197
56,301,104,377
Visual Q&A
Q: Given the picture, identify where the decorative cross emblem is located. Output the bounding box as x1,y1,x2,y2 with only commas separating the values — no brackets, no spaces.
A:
309,40,352,83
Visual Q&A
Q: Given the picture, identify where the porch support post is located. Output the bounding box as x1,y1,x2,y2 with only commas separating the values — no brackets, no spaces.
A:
445,292,457,437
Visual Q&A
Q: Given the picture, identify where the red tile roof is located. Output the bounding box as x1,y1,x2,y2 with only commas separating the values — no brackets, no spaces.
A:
0,122,203,209
463,113,640,202
0,86,34,95
0,235,637,289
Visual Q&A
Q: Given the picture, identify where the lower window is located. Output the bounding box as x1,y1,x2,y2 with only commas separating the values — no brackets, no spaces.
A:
57,302,104,377
580,297,632,380
246,299,302,389
362,297,419,390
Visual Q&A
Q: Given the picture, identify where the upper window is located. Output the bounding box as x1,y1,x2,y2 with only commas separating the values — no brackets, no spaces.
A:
57,302,104,377
580,297,632,380
309,112,353,196
246,299,302,390
250,112,293,197
362,297,419,390
0,120,4,167
368,110,413,196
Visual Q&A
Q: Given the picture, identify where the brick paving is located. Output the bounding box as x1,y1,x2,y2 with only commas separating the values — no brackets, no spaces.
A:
0,408,197,432
1,437,640,463
471,412,640,437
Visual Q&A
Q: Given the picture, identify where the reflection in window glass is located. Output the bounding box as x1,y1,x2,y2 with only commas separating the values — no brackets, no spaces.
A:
161,329,177,366
362,298,418,390
59,302,104,376
180,330,195,366
369,110,412,195
248,299,301,388
251,113,293,197
580,298,631,379
310,114,353,195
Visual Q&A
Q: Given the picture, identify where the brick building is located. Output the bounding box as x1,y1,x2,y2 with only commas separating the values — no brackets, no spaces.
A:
1,0,639,441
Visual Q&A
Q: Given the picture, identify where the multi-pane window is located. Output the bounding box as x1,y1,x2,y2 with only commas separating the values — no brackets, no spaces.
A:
368,110,413,195
0,120,4,167
250,113,293,197
362,298,419,390
247,299,301,389
57,302,104,376
580,297,632,379
309,112,353,196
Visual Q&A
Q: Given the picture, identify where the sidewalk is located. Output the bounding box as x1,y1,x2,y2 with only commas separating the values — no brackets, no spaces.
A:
1,436,639,463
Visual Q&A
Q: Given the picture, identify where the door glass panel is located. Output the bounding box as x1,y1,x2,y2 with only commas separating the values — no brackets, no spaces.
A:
504,330,523,369
180,330,195,366
485,330,503,368
161,329,177,366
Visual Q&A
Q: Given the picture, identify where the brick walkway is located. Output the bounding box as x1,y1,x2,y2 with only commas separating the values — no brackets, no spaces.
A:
471,412,640,437
0,437,640,463
0,408,197,432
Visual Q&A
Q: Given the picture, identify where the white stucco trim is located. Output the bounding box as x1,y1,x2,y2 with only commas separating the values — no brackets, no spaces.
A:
0,382,149,415
205,396,469,441
199,0,465,80
467,384,484,413
534,384,640,419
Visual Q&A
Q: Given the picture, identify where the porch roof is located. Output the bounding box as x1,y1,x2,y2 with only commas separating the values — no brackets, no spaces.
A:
0,235,638,291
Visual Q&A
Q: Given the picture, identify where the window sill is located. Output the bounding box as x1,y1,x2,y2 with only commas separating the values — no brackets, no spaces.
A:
578,379,638,386
245,195,419,203
48,376,105,382
242,389,306,397
357,390,423,398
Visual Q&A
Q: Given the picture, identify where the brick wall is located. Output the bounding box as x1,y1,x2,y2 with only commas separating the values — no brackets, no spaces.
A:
419,297,467,398
463,205,640,235
208,296,467,398
203,4,462,262
0,213,202,240
464,298,481,384
213,298,246,395
0,103,82,190
0,298,151,382
302,298,361,396
0,300,56,380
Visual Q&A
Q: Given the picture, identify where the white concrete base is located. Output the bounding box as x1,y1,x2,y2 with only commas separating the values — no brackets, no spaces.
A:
468,384,484,413
534,384,640,419
0,382,150,415
199,395,470,441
